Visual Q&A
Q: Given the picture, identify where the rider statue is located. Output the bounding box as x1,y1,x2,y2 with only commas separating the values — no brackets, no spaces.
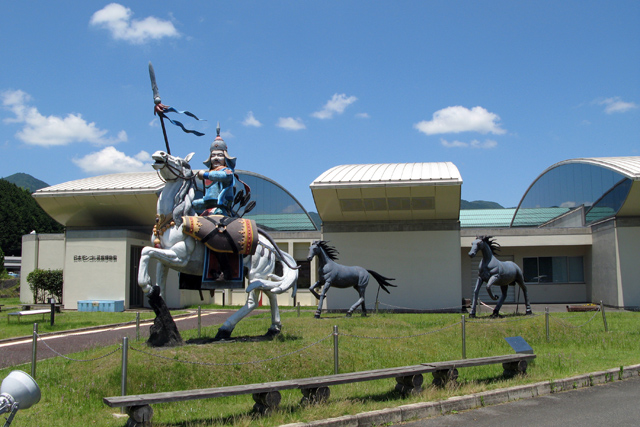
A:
193,123,237,217
193,124,237,281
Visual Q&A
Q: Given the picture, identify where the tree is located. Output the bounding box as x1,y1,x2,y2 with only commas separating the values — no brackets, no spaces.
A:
0,246,5,277
26,269,63,304
0,179,64,256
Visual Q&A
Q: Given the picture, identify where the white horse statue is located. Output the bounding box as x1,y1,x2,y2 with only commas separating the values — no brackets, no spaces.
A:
138,150,298,339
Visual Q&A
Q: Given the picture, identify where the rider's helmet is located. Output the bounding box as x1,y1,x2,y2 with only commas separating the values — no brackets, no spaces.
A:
203,123,236,170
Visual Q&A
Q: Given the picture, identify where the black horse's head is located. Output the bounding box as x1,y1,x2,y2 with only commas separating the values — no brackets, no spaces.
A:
307,240,339,262
468,235,500,258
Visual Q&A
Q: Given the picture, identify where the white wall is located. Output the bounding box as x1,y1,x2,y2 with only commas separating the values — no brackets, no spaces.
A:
20,233,65,303
615,224,640,309
322,229,462,311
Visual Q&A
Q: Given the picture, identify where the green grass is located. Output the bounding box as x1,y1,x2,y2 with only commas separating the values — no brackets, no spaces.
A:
1,310,638,427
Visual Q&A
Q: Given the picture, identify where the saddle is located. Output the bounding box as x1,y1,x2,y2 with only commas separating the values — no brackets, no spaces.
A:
181,215,259,255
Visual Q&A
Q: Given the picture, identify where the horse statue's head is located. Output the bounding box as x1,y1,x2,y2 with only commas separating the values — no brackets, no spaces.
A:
152,150,196,182
307,240,339,262
151,150,197,226
468,235,500,258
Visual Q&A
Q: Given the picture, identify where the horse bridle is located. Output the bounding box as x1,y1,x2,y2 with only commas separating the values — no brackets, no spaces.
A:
155,156,195,183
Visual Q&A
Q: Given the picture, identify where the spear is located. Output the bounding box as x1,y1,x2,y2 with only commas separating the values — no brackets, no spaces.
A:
149,61,171,154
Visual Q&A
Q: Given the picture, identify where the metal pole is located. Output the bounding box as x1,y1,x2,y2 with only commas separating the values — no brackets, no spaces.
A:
333,326,339,375
50,297,55,326
545,307,550,342
31,323,38,378
297,302,301,317
600,301,608,332
121,337,128,414
198,306,202,338
461,315,466,359
375,300,379,314
136,312,140,342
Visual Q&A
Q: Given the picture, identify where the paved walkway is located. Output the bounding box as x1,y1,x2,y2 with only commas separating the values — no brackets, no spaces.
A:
0,309,251,369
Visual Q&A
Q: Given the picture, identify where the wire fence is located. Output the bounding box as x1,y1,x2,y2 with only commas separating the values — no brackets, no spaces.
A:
21,303,612,398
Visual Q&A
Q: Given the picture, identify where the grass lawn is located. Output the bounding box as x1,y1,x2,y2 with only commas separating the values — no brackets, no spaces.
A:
1,308,638,427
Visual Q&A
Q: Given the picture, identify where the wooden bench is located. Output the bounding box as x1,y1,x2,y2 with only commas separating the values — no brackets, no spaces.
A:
21,303,63,313
7,309,51,323
104,353,535,425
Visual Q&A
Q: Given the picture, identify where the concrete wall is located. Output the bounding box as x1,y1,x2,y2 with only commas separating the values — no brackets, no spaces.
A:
20,233,65,303
322,223,461,311
614,218,640,309
460,231,592,305
63,230,149,309
591,220,620,306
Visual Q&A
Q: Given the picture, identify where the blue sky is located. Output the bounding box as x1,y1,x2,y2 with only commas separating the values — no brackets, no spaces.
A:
1,1,638,212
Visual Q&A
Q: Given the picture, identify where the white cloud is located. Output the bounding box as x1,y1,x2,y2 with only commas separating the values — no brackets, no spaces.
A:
355,112,370,119
440,138,498,149
90,3,179,44
312,93,357,119
1,89,127,146
73,146,152,174
276,117,306,130
415,106,506,135
242,111,262,127
596,97,638,114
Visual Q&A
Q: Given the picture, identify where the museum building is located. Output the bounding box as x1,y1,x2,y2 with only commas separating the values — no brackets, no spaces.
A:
21,156,640,312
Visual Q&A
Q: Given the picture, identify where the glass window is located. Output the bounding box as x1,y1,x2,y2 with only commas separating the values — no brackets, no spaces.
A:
512,163,628,227
523,256,584,284
568,256,584,282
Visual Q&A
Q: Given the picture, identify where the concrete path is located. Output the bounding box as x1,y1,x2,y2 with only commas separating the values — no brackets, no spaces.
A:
400,375,640,427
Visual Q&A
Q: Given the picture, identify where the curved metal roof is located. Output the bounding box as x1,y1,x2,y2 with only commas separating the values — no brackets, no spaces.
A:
312,162,462,188
33,170,318,230
542,157,640,181
33,172,164,197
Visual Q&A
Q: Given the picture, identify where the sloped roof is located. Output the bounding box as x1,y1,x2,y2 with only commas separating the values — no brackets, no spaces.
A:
312,163,462,189
33,172,163,197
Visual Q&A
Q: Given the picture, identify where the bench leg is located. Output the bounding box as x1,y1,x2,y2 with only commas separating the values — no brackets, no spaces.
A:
395,374,424,396
252,391,281,414
300,386,330,404
503,360,528,378
432,368,459,387
125,405,153,426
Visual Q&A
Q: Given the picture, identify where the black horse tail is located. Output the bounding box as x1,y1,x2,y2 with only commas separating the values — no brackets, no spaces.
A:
367,270,397,294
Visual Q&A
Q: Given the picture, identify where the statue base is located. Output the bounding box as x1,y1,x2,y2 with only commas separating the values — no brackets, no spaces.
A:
147,287,183,347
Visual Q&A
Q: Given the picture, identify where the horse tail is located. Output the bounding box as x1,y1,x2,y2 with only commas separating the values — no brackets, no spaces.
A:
257,228,300,270
367,270,397,294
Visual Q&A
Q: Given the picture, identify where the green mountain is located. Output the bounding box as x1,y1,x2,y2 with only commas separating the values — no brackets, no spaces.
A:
460,199,505,210
2,172,50,193
0,179,64,256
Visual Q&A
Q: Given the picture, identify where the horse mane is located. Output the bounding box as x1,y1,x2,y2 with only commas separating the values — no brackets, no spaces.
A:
172,174,196,227
316,240,340,261
478,235,501,255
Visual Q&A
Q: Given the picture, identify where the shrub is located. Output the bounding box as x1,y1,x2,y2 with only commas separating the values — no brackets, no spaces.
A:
26,268,63,303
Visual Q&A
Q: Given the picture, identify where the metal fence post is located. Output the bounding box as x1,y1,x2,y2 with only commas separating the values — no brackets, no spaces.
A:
461,315,466,359
136,312,140,342
333,325,339,375
31,323,38,378
198,306,202,338
545,307,550,342
600,301,608,332
121,337,128,414
297,302,301,317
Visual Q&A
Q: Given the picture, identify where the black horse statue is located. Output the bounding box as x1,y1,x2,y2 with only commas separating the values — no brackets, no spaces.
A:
307,240,396,318
468,235,532,318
